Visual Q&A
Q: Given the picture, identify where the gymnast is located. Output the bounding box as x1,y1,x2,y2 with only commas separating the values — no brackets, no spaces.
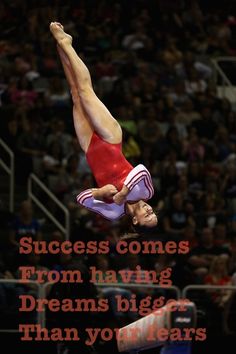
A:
49,22,158,231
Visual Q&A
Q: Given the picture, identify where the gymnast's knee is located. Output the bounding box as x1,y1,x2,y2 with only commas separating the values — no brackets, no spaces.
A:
78,85,95,101
71,87,80,105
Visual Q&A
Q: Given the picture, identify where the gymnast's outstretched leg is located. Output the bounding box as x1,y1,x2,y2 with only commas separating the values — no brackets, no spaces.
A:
56,45,93,152
50,22,122,145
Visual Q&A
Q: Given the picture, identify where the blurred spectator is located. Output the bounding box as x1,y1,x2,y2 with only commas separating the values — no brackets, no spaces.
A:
55,154,81,199
10,77,37,107
119,254,153,298
41,229,63,265
192,106,217,141
16,252,49,296
46,118,73,157
94,254,135,324
175,175,191,202
184,228,199,257
62,137,91,175
214,223,230,249
175,51,212,80
197,194,225,229
138,105,163,147
46,258,101,354
215,125,233,162
204,255,232,304
221,166,236,214
182,129,205,162
9,200,42,248
163,192,195,237
188,227,231,279
16,117,45,181
161,162,178,197
204,255,234,334
122,21,149,51
42,141,64,187
3,117,20,152
184,67,208,96
47,76,70,108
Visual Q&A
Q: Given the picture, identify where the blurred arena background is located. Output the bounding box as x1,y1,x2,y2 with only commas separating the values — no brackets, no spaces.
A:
0,0,236,353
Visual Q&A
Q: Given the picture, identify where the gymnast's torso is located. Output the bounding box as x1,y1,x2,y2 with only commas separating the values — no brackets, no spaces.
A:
86,132,133,191
78,132,154,219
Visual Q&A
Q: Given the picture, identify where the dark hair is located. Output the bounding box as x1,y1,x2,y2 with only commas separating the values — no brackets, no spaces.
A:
132,224,159,236
121,224,163,241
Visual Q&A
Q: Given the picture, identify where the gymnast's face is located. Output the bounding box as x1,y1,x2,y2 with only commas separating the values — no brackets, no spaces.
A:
132,201,158,227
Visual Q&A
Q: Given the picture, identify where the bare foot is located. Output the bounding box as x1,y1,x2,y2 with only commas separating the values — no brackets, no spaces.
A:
49,22,72,47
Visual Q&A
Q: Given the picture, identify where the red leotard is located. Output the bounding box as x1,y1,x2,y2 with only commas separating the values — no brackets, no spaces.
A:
86,132,133,191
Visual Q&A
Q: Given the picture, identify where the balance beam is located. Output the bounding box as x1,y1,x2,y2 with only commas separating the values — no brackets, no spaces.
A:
117,300,196,353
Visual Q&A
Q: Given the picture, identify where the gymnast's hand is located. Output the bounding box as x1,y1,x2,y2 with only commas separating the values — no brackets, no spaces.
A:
113,192,126,205
113,185,129,205
98,184,118,199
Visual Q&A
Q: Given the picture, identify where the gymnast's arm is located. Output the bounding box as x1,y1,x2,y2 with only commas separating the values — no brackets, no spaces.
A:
76,187,124,220
92,184,118,200
77,184,118,202
113,164,154,205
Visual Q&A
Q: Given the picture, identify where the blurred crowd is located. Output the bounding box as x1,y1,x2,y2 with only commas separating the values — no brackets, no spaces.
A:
0,0,236,352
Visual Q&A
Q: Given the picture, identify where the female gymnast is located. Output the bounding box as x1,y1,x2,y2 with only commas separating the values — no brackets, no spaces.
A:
49,22,158,230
